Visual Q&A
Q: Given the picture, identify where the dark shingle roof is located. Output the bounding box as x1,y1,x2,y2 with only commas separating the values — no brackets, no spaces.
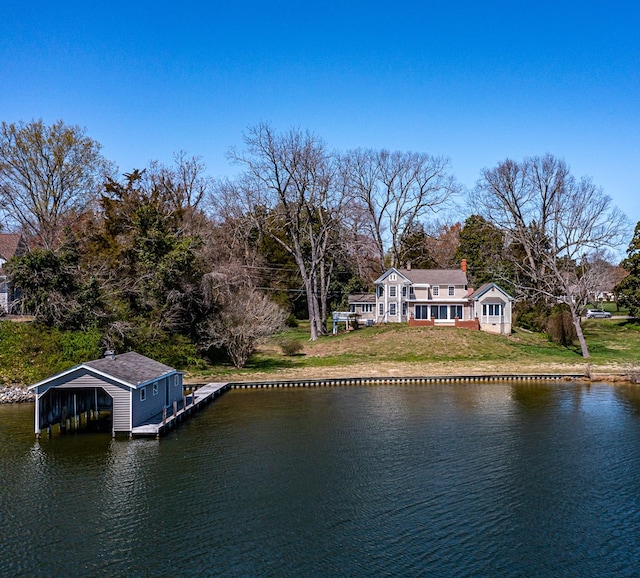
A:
85,351,175,385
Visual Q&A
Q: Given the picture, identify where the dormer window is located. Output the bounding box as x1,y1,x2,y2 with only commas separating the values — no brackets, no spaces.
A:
390,273,397,281
433,286,439,297
448,286,455,296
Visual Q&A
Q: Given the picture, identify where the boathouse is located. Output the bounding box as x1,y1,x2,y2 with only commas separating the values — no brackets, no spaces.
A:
29,351,183,437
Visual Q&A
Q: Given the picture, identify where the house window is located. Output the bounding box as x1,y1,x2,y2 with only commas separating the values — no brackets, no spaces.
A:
410,286,415,297
390,303,397,316
415,305,429,319
433,286,439,297
153,382,158,396
390,273,397,281
390,286,396,297
349,304,355,313
174,375,180,387
379,303,384,316
363,304,373,313
431,305,450,319
140,387,147,402
402,302,407,316
402,286,407,297
378,286,384,297
448,286,455,296
451,305,463,319
483,303,502,316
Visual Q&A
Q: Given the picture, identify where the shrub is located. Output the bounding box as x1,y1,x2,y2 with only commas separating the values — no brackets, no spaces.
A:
285,314,299,328
278,338,304,356
546,305,577,346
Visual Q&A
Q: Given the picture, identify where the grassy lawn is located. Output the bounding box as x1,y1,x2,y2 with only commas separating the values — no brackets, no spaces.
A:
3,316,639,387
188,317,640,383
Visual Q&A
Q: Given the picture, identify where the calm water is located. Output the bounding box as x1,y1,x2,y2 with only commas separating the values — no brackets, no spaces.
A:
2,382,640,577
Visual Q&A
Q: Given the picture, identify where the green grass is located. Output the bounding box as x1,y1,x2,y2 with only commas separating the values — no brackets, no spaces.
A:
3,316,640,386
0,322,102,385
223,317,640,378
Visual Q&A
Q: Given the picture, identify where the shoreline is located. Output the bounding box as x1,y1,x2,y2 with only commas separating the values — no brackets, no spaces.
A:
5,359,639,405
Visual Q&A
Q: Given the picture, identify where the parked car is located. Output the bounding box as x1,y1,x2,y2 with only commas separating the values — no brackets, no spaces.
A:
585,309,612,319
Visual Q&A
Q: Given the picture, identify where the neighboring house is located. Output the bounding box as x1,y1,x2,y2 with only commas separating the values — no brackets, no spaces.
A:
349,260,514,335
348,293,376,325
29,351,184,437
0,233,26,314
468,283,514,335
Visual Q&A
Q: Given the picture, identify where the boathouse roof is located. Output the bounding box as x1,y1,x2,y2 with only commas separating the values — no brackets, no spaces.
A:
29,351,176,391
84,351,175,385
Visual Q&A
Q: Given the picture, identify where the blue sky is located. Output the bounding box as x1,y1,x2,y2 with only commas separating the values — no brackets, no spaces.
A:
2,1,639,248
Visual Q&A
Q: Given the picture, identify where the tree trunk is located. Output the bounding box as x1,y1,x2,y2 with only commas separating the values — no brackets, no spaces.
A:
569,303,590,358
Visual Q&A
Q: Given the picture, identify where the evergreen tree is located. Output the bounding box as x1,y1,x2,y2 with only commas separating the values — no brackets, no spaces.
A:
615,222,640,317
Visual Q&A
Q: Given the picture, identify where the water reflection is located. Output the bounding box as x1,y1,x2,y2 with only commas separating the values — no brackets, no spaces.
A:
2,383,640,577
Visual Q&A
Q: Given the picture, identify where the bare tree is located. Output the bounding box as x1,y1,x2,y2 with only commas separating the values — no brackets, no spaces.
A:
342,148,457,270
199,269,286,368
225,123,347,341
0,119,113,249
472,154,628,358
145,151,214,236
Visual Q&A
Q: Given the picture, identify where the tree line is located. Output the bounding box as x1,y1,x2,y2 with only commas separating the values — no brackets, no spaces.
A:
0,119,636,365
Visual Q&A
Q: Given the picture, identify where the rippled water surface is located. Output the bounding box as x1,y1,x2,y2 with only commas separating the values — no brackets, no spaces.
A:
2,382,640,577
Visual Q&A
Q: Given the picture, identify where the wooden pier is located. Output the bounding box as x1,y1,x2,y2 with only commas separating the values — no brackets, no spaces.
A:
131,382,229,438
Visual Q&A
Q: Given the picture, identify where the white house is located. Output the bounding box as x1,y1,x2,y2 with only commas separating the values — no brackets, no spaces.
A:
349,261,514,335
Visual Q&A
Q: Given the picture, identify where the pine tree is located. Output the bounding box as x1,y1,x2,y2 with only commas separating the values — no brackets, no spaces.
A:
615,222,640,317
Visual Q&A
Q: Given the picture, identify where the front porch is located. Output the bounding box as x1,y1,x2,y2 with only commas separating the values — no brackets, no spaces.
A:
409,317,480,330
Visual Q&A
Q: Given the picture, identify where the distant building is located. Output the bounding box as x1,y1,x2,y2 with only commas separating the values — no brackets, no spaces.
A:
0,233,26,314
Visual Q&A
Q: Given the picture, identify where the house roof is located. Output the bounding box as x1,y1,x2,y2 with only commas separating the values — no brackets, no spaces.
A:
0,233,25,274
376,267,468,286
468,282,513,301
348,293,376,303
30,351,176,390
0,234,24,261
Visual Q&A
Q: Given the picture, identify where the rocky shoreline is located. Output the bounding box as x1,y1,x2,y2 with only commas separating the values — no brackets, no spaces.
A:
0,385,34,403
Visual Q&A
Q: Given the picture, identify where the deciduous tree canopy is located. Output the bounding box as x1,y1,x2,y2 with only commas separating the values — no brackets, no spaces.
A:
0,119,113,249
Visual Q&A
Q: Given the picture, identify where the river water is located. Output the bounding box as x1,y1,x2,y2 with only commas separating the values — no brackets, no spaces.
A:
1,382,640,577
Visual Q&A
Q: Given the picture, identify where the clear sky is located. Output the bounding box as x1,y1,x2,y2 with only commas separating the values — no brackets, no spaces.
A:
2,1,639,248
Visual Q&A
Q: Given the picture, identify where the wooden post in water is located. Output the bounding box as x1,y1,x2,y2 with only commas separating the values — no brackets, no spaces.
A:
173,400,177,416
162,407,167,426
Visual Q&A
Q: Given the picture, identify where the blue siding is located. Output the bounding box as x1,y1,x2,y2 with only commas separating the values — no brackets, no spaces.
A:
131,374,182,427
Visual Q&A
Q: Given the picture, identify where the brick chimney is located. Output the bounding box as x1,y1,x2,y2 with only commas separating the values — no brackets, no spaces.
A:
406,261,411,271
461,259,467,272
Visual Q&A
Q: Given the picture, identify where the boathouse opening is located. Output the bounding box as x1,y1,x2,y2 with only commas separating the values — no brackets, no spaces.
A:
36,387,113,434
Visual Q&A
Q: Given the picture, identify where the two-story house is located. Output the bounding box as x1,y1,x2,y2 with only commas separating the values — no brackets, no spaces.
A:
374,262,473,326
361,260,513,334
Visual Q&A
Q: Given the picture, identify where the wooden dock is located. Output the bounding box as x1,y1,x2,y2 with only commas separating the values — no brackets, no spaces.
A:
131,382,229,438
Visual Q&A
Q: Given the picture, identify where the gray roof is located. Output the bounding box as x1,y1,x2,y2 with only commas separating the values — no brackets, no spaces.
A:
348,293,376,303
468,282,513,301
395,268,468,285
85,351,175,385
